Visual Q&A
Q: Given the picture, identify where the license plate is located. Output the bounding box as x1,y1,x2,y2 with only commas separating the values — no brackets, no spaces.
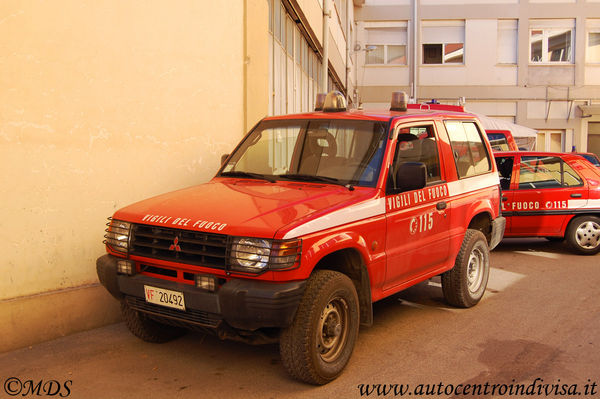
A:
144,285,185,311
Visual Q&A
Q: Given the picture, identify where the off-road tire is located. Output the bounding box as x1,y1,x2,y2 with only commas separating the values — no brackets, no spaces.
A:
442,229,490,308
566,215,600,255
121,300,186,343
279,270,360,385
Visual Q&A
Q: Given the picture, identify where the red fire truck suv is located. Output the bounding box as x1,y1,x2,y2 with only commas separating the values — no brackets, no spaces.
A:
97,92,505,384
495,151,600,254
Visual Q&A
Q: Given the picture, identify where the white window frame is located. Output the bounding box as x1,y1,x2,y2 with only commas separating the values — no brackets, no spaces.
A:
421,20,465,65
587,30,600,63
586,20,600,64
497,19,518,65
529,20,574,64
364,22,408,66
365,44,407,65
422,43,464,65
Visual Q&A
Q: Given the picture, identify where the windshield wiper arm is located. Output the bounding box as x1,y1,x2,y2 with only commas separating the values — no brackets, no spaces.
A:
220,171,276,183
278,173,352,188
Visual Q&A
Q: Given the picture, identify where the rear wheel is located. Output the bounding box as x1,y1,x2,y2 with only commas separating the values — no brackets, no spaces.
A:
121,301,186,343
279,270,359,385
442,229,490,308
566,215,600,255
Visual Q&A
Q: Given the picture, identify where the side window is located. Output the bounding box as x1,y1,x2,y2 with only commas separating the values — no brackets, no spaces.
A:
495,156,514,190
445,121,492,178
518,156,583,189
563,162,584,186
389,124,442,190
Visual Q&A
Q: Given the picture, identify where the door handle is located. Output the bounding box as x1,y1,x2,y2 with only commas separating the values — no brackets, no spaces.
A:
570,193,582,198
436,201,447,211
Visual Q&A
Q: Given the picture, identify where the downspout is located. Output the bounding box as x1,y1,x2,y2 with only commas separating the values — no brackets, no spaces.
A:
412,0,418,102
322,0,330,92
345,0,351,105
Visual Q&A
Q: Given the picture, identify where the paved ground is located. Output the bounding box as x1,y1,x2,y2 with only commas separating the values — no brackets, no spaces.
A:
1,238,598,399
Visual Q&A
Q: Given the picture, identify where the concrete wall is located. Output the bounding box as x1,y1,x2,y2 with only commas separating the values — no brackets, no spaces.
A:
0,0,269,352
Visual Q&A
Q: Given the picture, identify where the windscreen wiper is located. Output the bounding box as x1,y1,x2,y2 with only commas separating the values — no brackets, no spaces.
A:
220,171,276,183
278,173,354,190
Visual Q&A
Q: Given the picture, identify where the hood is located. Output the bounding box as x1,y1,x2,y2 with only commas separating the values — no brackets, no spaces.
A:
114,178,378,239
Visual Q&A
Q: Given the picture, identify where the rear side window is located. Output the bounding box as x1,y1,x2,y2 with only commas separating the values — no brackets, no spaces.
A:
445,121,492,178
518,156,583,189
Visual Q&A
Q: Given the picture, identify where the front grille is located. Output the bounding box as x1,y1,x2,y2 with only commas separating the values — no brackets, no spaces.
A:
130,224,228,268
126,296,221,328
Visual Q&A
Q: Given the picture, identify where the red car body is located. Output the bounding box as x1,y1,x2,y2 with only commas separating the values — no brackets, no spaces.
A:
486,129,519,152
97,93,506,383
495,151,600,254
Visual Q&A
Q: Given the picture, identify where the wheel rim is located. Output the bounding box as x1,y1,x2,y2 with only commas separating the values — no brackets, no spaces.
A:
317,297,349,363
466,245,485,294
575,220,600,249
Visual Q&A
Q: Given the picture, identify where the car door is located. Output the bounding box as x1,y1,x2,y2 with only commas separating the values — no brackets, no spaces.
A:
510,154,587,235
494,155,515,233
384,122,450,290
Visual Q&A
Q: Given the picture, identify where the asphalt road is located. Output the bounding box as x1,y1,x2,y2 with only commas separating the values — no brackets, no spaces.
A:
1,238,598,399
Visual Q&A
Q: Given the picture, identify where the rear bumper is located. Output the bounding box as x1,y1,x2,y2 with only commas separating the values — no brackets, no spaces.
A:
96,254,306,331
490,216,506,250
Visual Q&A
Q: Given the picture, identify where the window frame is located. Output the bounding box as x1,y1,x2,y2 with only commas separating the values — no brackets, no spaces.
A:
587,30,600,64
387,121,444,194
516,155,584,190
529,27,574,64
365,44,407,65
422,43,465,65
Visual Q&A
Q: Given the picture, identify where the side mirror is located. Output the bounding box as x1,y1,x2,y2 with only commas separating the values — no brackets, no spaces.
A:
396,162,426,192
221,154,230,165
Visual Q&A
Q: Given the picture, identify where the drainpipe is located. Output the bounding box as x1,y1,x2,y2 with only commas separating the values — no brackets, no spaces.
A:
412,0,418,102
322,0,330,92
345,0,351,105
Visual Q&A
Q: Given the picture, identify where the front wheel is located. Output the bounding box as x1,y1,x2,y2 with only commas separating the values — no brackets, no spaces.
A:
442,229,490,308
279,270,360,385
566,215,600,255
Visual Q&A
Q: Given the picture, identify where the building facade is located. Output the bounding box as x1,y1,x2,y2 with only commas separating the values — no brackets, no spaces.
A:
354,0,600,155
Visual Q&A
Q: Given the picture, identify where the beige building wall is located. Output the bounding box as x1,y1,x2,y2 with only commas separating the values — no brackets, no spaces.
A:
0,0,269,352
355,0,600,153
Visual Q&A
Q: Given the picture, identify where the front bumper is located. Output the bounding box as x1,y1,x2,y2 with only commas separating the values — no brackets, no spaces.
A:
489,216,506,250
96,254,306,331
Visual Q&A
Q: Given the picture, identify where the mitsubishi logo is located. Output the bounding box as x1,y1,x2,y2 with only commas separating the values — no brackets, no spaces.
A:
169,236,182,252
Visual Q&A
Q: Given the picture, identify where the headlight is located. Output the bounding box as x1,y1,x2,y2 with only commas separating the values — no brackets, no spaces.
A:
230,238,271,273
229,237,301,274
104,218,132,253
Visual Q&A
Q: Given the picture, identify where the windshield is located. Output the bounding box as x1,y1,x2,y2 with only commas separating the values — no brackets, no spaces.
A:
581,154,600,167
220,119,388,187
